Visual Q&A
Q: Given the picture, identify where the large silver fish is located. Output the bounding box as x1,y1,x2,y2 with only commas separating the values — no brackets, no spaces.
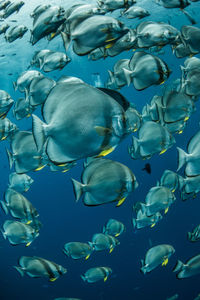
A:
103,219,125,237
5,25,27,42
13,70,44,92
1,220,39,246
7,131,46,174
8,172,34,193
1,188,39,222
141,244,175,274
32,77,135,164
173,254,200,279
14,256,67,281
181,26,200,54
3,1,24,18
63,242,93,260
159,170,181,192
132,210,162,229
81,266,112,283
71,158,138,206
129,121,175,159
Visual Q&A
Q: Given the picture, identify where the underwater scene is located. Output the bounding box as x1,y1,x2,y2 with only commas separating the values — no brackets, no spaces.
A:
0,0,200,299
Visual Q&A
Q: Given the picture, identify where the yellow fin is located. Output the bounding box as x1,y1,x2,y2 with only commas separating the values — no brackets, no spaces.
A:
34,165,46,171
50,32,56,39
172,188,175,193
150,223,156,228
26,114,31,118
159,80,165,85
49,277,57,282
104,276,108,282
109,247,114,254
164,207,169,214
1,136,6,140
26,220,32,225
115,233,120,237
62,169,70,173
178,130,183,134
184,116,189,122
57,163,68,167
116,197,126,207
106,37,116,42
162,257,168,267
159,149,167,155
105,42,114,49
85,254,90,260
26,242,31,247
97,147,115,157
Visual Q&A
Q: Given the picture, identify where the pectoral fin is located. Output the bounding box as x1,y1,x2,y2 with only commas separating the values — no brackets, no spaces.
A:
159,149,167,155
26,242,31,247
162,257,168,267
85,254,90,260
104,276,108,282
150,223,156,228
116,197,126,207
97,147,115,157
164,207,169,214
109,247,114,254
49,277,57,282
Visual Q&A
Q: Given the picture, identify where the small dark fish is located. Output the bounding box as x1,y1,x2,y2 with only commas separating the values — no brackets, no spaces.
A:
142,163,151,174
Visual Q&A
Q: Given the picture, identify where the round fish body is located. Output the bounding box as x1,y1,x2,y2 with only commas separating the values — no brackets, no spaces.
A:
141,244,175,274
63,242,93,259
5,25,27,42
2,220,38,245
32,79,130,164
14,70,44,92
8,172,34,193
91,233,120,251
81,267,112,283
103,219,125,236
72,158,138,206
0,118,17,141
15,256,67,281
0,90,14,118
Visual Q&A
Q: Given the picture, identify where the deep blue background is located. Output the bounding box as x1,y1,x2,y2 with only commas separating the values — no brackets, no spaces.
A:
0,1,200,299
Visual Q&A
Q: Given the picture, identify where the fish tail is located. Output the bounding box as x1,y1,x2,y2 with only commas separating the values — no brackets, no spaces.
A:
140,260,147,274
173,260,184,273
32,114,47,152
123,68,133,86
12,81,17,91
80,275,86,282
0,229,6,240
177,147,188,171
139,202,146,215
128,137,140,159
178,174,185,190
132,218,137,229
61,31,71,52
6,148,14,169
14,266,24,277
0,201,9,215
181,9,196,25
71,178,86,202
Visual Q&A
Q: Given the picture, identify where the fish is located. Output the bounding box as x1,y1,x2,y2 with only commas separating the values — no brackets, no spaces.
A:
81,267,112,283
0,1,11,11
188,224,200,242
141,244,175,274
159,170,181,192
1,188,39,222
136,21,180,48
7,131,46,174
5,25,28,42
97,0,136,12
0,89,14,118
13,97,35,120
1,220,39,246
90,233,120,252
31,49,52,67
25,76,56,106
140,186,176,216
142,163,151,174
30,4,51,19
179,175,200,200
32,77,135,163
173,254,200,279
181,26,200,54
103,219,125,237
132,210,162,229
31,51,71,73
3,1,24,18
177,129,200,176
68,15,129,56
129,121,175,160
63,242,93,260
0,23,9,34
14,256,67,281
0,117,18,141
13,70,44,92
127,51,171,90
8,172,34,193
121,6,150,19
72,158,138,206
30,6,66,45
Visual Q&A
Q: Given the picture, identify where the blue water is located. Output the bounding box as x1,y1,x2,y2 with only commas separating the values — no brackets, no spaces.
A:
0,1,200,299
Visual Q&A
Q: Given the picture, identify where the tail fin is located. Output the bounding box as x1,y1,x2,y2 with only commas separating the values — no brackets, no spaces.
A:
128,137,140,159
71,178,86,202
61,31,71,52
32,114,47,152
80,275,86,282
177,147,189,171
13,266,24,277
13,81,17,91
0,201,8,215
123,68,133,86
1,229,6,240
6,148,14,169
132,218,137,229
173,260,184,273
178,174,185,190
139,202,147,215
181,9,196,25
140,260,147,274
